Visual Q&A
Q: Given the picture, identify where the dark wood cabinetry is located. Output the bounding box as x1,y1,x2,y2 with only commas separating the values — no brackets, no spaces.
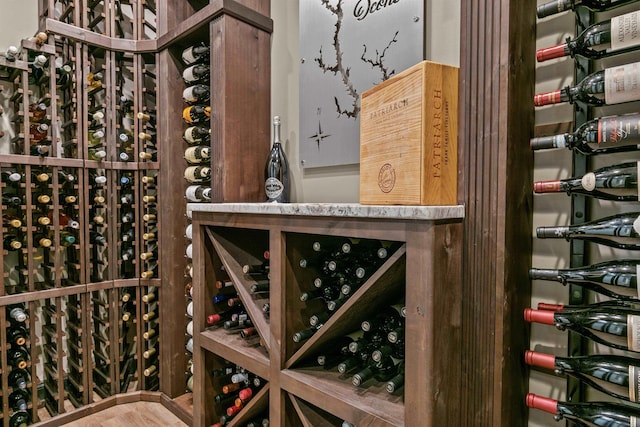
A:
189,204,464,426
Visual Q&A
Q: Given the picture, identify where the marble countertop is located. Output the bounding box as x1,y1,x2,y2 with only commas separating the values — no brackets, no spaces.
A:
187,202,464,221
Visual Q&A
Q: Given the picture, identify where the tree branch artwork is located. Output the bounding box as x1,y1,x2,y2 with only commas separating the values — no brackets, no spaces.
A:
361,30,399,83
314,0,399,120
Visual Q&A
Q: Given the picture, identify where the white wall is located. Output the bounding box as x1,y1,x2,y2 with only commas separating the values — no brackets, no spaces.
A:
271,0,461,202
0,1,38,49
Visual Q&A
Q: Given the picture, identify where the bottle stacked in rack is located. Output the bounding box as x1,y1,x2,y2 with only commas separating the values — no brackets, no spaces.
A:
207,361,266,426
302,302,406,393
529,2,640,423
181,41,212,393
293,238,395,340
6,303,33,426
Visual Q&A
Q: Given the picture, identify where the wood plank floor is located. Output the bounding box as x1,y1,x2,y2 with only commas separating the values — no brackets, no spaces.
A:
61,401,187,427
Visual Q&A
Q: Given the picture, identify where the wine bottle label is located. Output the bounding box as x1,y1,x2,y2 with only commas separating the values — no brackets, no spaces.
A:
628,314,640,351
634,215,640,235
581,173,596,191
605,62,640,105
183,86,197,103
184,166,211,183
182,48,197,65
611,11,640,53
184,146,210,163
184,127,198,143
630,366,640,402
632,416,638,427
183,65,197,82
597,114,640,150
265,177,284,199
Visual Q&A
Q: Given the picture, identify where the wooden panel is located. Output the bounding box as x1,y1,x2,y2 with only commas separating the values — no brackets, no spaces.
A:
210,14,271,202
458,0,536,425
157,47,190,398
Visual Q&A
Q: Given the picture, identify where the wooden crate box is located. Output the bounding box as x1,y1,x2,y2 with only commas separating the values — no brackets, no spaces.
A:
360,60,459,205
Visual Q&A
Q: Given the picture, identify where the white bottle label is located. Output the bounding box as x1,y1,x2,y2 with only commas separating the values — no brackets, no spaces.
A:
611,11,640,53
183,65,197,83
637,264,640,299
184,167,210,183
186,301,193,317
182,48,196,65
630,366,640,402
581,172,596,191
184,146,210,163
634,214,640,236
605,62,640,105
632,416,638,427
183,86,197,103
184,127,197,143
185,185,199,201
265,177,284,200
628,314,640,351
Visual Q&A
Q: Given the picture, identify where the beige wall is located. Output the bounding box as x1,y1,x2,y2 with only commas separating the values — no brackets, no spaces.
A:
271,0,461,202
0,1,38,49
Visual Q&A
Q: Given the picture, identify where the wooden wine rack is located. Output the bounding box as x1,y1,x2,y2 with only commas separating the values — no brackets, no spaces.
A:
188,204,464,427
0,0,272,425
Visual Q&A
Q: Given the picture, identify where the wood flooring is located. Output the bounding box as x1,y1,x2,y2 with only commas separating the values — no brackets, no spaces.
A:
60,401,187,427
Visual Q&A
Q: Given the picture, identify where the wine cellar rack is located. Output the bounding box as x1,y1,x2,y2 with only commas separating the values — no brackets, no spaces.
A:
0,0,272,425
189,205,464,427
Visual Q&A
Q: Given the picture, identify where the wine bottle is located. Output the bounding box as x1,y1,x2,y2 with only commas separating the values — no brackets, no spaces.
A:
137,111,156,125
8,367,30,390
29,122,49,143
537,10,640,62
525,350,640,402
29,102,47,121
537,211,640,250
182,105,211,124
9,410,31,427
531,114,640,155
139,148,157,161
264,115,289,203
184,146,211,164
537,0,639,19
183,125,211,145
182,84,210,104
184,166,211,183
8,305,27,323
530,260,639,300
8,388,29,411
533,161,640,201
7,345,30,369
385,360,405,394
534,61,640,107
88,148,107,161
185,185,212,202
524,306,640,352
3,235,22,251
181,42,209,65
527,392,640,425
5,45,19,61
183,63,210,84
2,171,22,184
56,63,72,87
352,355,400,387
87,71,103,93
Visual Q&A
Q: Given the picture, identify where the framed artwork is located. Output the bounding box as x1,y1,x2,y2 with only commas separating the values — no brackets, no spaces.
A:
299,0,424,168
